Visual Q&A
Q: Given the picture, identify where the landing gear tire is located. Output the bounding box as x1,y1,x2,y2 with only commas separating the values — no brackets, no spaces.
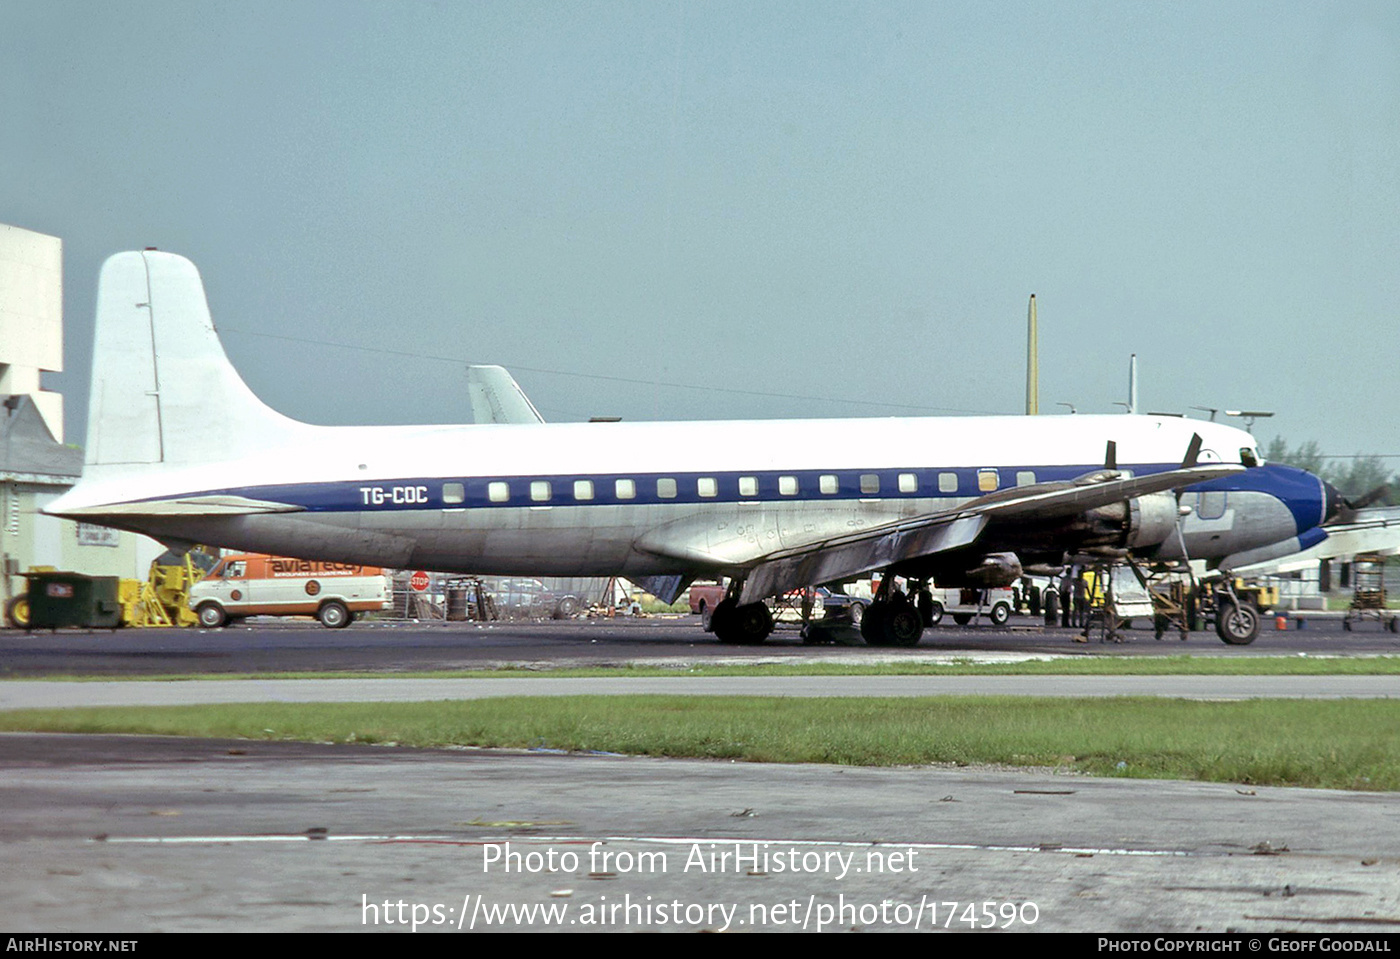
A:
711,599,772,645
1215,601,1260,645
882,602,924,647
318,600,351,629
197,602,227,629
952,613,973,626
916,590,945,628
861,603,888,646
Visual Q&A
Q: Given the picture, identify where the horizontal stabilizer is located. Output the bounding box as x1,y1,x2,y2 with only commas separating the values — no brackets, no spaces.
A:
54,495,306,518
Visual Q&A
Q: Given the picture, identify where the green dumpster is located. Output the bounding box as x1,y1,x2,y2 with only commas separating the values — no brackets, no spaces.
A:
23,572,123,629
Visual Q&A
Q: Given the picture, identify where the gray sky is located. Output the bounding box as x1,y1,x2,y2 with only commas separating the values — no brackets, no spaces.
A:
3,1,1398,458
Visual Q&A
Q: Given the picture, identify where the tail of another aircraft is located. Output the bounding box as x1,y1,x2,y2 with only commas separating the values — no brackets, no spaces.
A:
83,250,305,478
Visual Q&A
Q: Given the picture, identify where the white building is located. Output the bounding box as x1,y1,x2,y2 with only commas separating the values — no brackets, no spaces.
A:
1,224,159,616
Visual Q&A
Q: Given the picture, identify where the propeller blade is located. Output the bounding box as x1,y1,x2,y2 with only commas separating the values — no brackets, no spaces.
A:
1347,485,1391,511
1181,434,1203,469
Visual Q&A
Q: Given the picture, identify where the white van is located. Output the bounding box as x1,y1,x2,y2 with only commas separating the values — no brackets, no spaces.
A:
188,554,392,628
927,587,1014,626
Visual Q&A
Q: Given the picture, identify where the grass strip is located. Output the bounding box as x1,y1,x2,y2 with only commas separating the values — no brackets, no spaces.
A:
3,695,1398,791
16,654,1400,682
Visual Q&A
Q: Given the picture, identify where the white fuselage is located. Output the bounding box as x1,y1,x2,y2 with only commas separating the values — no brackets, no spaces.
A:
50,413,1257,577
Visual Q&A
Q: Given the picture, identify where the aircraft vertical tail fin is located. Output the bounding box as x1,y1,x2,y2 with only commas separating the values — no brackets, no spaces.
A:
466,365,546,424
84,250,304,476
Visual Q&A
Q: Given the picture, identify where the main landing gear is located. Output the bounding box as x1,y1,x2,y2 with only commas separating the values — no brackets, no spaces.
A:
709,589,774,645
860,576,928,648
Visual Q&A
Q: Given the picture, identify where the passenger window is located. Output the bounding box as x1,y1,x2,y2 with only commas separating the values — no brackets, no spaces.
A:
977,469,999,492
573,480,594,501
531,480,551,502
938,472,958,493
488,481,509,503
657,478,677,499
819,474,838,494
697,477,718,498
1016,471,1036,487
860,474,880,495
615,479,636,500
898,473,917,493
779,476,798,495
442,482,465,504
739,476,758,497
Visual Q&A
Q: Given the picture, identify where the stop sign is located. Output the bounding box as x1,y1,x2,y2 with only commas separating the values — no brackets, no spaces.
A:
409,570,431,592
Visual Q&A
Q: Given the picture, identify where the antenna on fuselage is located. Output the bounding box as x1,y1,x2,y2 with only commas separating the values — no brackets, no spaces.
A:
1128,353,1138,414
1026,294,1038,415
1226,410,1274,432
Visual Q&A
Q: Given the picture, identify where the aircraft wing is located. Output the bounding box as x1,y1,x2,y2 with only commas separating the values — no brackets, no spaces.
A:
737,462,1244,604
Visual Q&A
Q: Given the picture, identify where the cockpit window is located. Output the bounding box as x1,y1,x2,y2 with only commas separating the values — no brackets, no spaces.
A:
1241,448,1259,468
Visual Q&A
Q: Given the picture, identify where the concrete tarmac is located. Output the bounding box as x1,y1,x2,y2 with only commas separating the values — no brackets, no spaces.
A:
3,733,1400,933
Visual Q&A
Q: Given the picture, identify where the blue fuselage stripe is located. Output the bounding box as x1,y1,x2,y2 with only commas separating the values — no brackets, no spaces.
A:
129,461,1269,514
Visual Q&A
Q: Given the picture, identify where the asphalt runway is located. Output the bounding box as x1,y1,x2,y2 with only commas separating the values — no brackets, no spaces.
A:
2,613,1398,677
3,614,1398,933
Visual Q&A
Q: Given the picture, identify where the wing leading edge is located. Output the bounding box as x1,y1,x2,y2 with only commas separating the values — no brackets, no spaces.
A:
737,461,1245,604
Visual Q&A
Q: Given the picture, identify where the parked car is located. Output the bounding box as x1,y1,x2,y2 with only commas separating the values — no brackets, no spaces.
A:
688,581,726,617
487,577,582,619
815,586,870,624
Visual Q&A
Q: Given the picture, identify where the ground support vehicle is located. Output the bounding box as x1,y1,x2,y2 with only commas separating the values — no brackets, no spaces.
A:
1126,559,1265,645
925,587,1014,627
1080,567,1155,643
1342,553,1399,632
188,554,392,628
4,550,219,630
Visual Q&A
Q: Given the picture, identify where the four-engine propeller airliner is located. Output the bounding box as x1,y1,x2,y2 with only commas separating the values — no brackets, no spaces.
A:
46,251,1346,645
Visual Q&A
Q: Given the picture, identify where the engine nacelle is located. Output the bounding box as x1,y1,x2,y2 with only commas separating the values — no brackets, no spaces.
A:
1126,492,1181,549
1081,492,1180,550
960,552,1023,588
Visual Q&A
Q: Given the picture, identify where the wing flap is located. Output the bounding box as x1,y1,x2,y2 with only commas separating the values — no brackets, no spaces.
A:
739,515,986,604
